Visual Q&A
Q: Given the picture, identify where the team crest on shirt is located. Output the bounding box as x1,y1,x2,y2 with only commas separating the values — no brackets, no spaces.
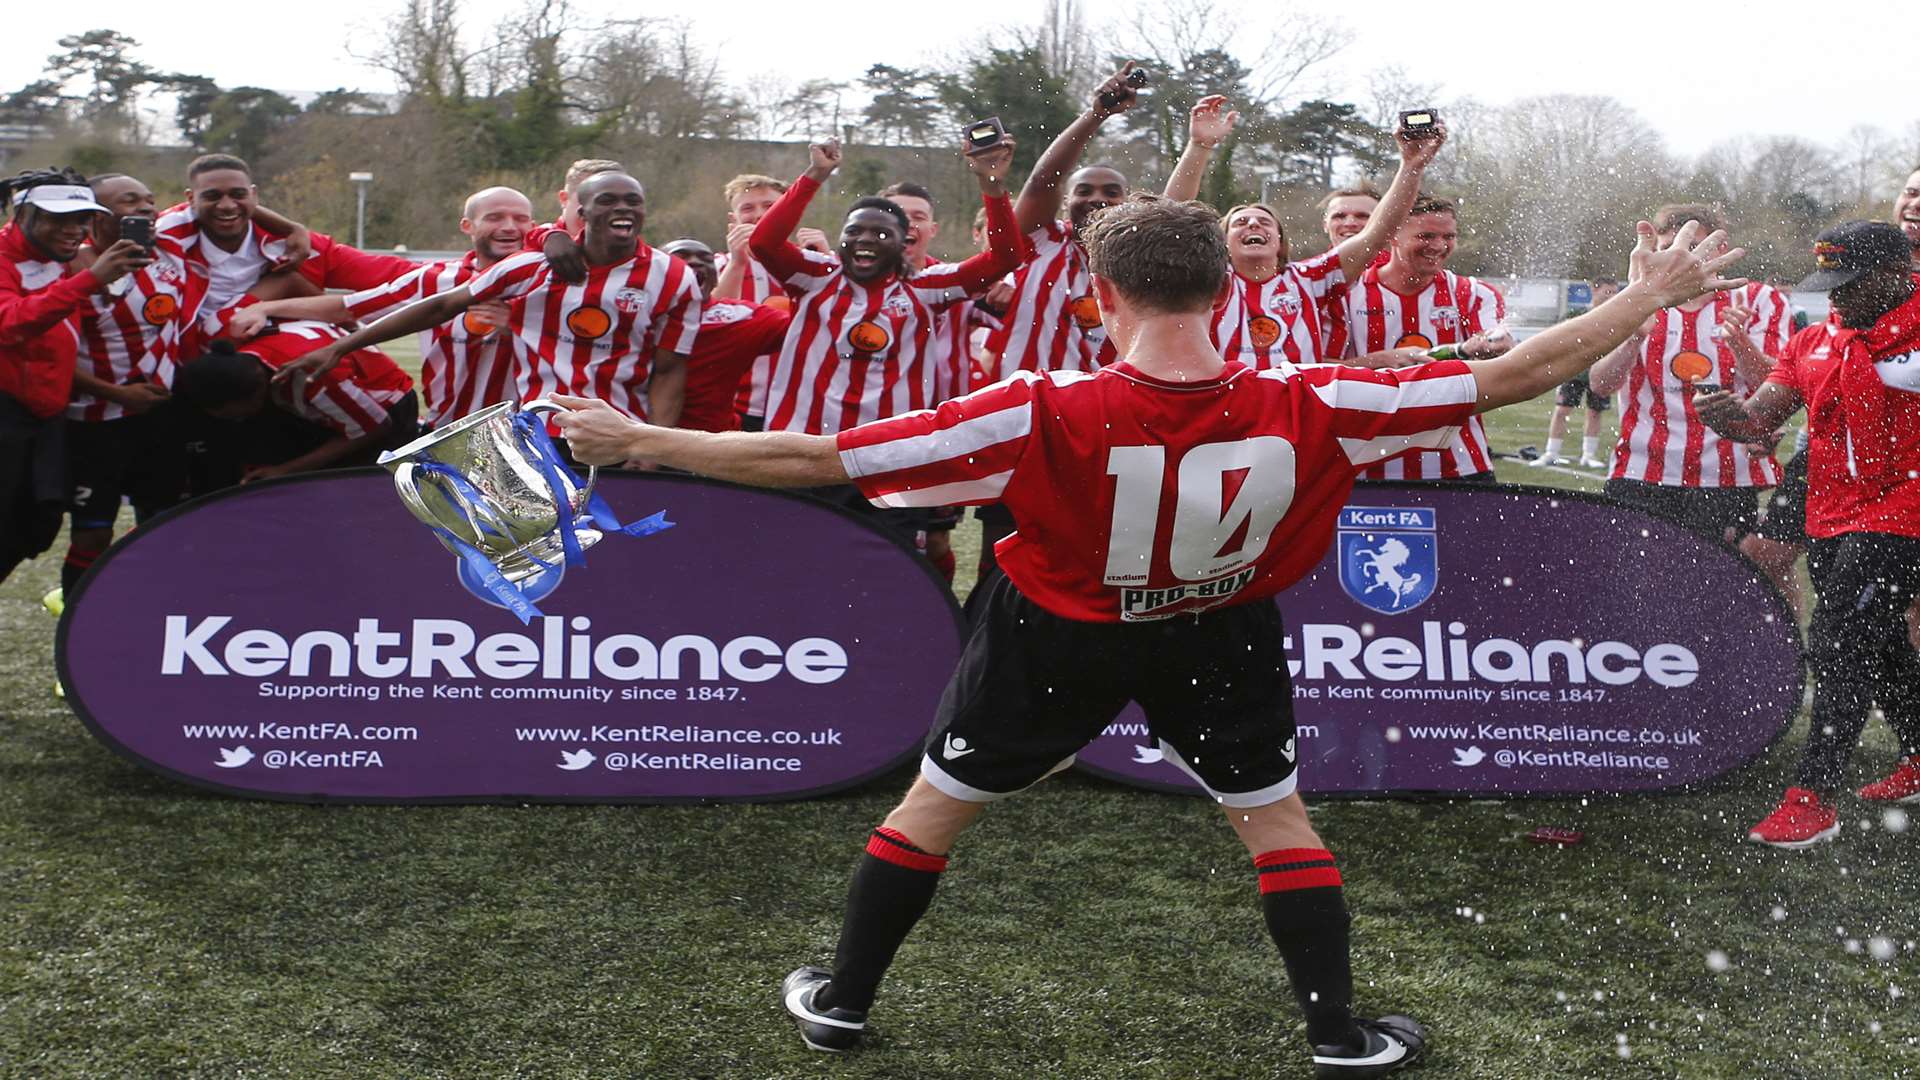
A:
566,307,612,338
702,303,751,326
1430,306,1460,329
881,292,914,317
1248,315,1283,349
845,319,893,354
140,294,179,326
1274,293,1302,317
150,261,183,286
612,288,646,315
1394,332,1433,349
1669,350,1713,383
1337,507,1438,615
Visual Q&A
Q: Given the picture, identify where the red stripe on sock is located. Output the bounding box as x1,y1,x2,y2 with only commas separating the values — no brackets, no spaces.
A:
866,827,948,873
1254,847,1342,893
1254,847,1333,869
64,549,99,569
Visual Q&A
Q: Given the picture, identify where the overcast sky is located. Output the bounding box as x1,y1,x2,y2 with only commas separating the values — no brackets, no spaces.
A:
8,0,1916,159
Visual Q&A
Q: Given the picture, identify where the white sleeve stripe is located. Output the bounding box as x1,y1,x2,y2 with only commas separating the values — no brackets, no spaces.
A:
1338,428,1463,465
1309,370,1478,413
839,401,1032,479
866,471,1015,508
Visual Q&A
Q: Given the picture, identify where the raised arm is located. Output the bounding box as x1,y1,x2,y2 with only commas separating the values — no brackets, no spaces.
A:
1335,121,1446,281
550,395,845,486
1162,96,1238,203
750,142,838,283
938,141,1022,290
1717,298,1777,388
1470,221,1746,412
1015,63,1144,233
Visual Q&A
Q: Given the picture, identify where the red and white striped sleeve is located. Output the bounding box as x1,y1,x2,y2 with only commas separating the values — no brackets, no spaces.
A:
654,259,702,355
301,370,391,439
1286,360,1481,469
834,371,1040,508
343,263,437,322
1749,283,1790,357
467,251,548,304
1466,277,1506,331
1290,249,1345,301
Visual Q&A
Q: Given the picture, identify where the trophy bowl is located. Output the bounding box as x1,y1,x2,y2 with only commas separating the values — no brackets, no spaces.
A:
376,399,602,583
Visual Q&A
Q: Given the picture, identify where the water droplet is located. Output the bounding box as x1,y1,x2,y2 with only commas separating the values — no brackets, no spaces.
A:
1869,937,1897,962
1705,950,1730,973
1385,726,1402,743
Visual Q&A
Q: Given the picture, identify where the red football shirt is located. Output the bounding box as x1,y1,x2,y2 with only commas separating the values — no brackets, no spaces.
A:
345,251,522,428
1210,249,1345,369
837,358,1480,622
677,297,791,432
235,320,412,439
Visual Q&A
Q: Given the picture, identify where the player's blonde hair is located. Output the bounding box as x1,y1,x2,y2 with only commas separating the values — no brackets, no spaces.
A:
563,159,626,194
723,174,787,205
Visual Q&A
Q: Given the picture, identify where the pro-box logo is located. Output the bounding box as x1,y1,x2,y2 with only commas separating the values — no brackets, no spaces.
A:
1337,507,1437,615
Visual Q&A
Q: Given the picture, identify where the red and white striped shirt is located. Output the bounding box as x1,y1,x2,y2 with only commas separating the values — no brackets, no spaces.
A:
838,358,1480,622
981,220,1111,382
1211,249,1345,369
1334,266,1504,479
466,247,700,421
749,175,1020,435
240,321,413,439
678,297,791,433
68,249,191,421
716,250,789,419
345,251,521,428
1611,283,1789,488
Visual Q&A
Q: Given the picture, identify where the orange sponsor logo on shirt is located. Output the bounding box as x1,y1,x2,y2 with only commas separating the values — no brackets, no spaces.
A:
1394,332,1432,349
1248,315,1282,349
1068,294,1103,330
846,319,892,354
1669,351,1713,382
141,294,178,326
566,307,612,338
761,295,793,313
462,310,497,336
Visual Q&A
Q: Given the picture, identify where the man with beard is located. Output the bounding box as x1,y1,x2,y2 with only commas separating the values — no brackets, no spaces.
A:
746,136,1019,546
656,238,792,434
1161,95,1442,371
230,187,533,430
1698,222,1920,846
1,168,151,585
290,171,697,432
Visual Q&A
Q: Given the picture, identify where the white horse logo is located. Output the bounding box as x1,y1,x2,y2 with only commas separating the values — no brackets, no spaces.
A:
1357,539,1425,610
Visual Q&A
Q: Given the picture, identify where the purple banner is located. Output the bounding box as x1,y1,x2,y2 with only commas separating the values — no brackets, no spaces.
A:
59,470,961,803
1076,484,1802,796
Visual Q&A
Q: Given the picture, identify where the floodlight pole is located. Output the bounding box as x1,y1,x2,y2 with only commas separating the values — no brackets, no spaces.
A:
350,172,374,249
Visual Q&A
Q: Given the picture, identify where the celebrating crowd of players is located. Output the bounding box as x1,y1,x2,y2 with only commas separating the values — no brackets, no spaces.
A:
4,70,1919,875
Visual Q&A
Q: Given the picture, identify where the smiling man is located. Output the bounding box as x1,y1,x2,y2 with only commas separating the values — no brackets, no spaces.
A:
289,172,697,431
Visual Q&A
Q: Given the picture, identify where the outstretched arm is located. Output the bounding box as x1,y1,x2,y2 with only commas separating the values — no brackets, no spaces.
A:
1162,95,1238,203
1015,63,1144,233
1470,221,1747,412
1335,121,1445,281
269,287,474,385
1694,382,1802,442
551,395,846,486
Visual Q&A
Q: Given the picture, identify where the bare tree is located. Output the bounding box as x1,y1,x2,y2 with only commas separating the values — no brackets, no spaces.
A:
1116,0,1350,108
357,0,474,104
583,18,747,140
1836,123,1891,209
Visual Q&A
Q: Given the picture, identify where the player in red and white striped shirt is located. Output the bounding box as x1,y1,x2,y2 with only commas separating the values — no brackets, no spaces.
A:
550,203,1747,1074
233,187,535,430
713,174,831,428
1332,196,1512,480
1161,95,1445,370
293,171,698,430
749,138,1019,438
979,64,1153,384
1589,204,1786,541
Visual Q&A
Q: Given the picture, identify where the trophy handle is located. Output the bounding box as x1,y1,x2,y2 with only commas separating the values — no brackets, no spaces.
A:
391,462,437,523
394,460,503,541
521,399,597,510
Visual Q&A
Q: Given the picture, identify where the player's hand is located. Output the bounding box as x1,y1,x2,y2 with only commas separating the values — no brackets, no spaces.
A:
1461,327,1515,360
795,227,832,255
806,139,843,182
1691,389,1747,435
548,393,644,466
726,222,755,257
543,230,588,284
270,344,341,387
241,462,294,485
1396,117,1448,170
1719,300,1755,338
964,139,1016,193
1745,428,1785,457
1187,95,1240,149
1360,346,1430,369
466,299,512,337
1631,220,1747,309
1091,62,1144,119
109,380,171,415
268,224,312,274
89,240,153,286
981,279,1015,316
227,305,272,341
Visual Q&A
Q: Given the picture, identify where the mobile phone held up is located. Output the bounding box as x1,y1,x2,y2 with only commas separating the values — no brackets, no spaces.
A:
1099,67,1151,110
1399,109,1440,138
964,117,1007,155
119,216,155,251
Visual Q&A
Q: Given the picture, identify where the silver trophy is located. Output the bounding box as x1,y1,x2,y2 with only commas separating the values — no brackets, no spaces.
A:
377,399,603,611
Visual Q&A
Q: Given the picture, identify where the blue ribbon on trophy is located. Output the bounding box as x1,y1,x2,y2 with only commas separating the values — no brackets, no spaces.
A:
377,399,674,623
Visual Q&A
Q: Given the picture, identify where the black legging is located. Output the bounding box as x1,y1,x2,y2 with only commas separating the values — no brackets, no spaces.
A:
1796,531,1920,792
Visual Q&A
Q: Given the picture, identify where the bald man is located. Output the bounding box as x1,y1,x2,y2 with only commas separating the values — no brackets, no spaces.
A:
231,186,534,428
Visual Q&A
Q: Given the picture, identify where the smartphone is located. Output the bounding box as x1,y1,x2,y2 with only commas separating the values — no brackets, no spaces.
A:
1099,67,1151,109
1399,109,1440,137
119,216,155,251
964,117,1007,155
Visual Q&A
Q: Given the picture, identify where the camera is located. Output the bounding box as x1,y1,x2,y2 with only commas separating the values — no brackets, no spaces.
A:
1099,67,1151,110
1398,109,1440,137
119,216,154,251
964,116,1008,155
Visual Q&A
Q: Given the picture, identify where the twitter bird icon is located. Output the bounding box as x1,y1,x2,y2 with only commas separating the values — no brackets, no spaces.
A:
215,746,254,768
1131,745,1165,765
559,749,595,771
1452,746,1486,767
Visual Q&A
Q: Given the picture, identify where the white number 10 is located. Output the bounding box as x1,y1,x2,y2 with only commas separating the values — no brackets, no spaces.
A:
1102,437,1298,585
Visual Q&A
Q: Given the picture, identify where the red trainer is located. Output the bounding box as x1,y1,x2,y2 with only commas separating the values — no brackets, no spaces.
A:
1748,788,1840,848
1857,756,1920,803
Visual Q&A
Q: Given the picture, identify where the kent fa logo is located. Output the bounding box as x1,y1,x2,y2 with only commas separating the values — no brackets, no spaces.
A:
1337,506,1438,615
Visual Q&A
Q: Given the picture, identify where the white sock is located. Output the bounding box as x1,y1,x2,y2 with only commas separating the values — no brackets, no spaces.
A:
1542,437,1564,459
1581,436,1599,460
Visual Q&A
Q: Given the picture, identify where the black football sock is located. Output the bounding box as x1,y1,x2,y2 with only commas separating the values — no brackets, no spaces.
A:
1256,847,1360,1051
61,544,100,593
814,827,948,1014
